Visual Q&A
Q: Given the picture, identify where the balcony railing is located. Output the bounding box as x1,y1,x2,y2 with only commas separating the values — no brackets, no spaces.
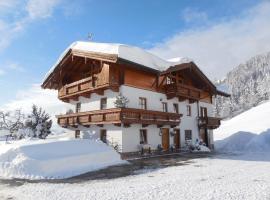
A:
58,76,119,101
165,83,202,100
57,108,182,127
198,116,221,129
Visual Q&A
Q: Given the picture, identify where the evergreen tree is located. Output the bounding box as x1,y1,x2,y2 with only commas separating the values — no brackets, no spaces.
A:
24,105,52,139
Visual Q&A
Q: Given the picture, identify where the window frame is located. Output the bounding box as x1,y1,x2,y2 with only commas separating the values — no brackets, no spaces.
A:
139,129,148,144
186,105,191,116
139,97,147,110
100,97,107,110
76,102,81,113
162,102,168,112
173,103,179,114
185,130,192,141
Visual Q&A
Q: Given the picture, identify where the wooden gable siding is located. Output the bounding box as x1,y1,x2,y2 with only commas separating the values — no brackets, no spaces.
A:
124,66,158,91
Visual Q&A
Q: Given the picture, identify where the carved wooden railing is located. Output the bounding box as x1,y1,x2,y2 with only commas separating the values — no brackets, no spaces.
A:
58,76,119,100
198,116,221,129
165,83,202,100
57,108,182,127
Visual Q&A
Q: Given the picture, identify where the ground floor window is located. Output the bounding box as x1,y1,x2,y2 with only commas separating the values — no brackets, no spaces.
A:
139,129,148,144
75,130,80,138
100,129,107,143
185,130,192,141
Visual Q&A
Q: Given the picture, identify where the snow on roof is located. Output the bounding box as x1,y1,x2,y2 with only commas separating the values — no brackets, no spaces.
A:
167,57,193,65
43,41,191,82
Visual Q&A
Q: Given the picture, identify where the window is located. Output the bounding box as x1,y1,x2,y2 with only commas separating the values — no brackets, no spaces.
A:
100,130,107,143
100,98,107,110
75,130,80,138
200,107,207,117
140,129,148,144
185,130,192,141
186,105,191,116
139,97,147,110
76,103,81,113
162,102,168,112
173,103,179,114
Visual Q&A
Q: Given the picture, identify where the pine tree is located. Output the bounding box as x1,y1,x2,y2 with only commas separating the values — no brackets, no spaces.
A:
114,93,129,108
24,105,52,139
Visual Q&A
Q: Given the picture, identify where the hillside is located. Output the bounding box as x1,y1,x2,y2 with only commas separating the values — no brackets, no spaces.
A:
214,100,270,152
215,52,270,118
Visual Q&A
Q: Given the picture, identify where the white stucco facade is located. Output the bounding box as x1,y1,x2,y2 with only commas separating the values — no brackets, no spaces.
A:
67,85,215,153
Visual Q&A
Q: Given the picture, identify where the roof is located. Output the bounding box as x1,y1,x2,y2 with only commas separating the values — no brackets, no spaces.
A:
41,41,230,97
43,41,192,83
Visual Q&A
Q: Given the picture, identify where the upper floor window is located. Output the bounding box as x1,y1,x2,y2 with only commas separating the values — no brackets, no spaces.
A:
139,97,147,110
173,103,179,114
76,102,81,113
162,102,168,112
100,98,107,110
139,129,148,144
186,105,191,116
200,107,208,117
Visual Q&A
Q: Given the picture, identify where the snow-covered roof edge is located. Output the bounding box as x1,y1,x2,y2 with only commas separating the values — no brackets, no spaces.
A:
42,41,192,84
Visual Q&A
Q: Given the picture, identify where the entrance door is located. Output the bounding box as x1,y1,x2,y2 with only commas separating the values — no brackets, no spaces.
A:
174,129,180,149
100,129,107,143
200,128,208,147
161,128,170,151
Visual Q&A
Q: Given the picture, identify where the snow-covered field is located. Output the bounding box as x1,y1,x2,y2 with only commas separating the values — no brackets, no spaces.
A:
0,153,270,200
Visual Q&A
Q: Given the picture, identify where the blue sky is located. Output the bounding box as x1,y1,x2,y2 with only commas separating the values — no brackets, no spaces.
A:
0,0,269,109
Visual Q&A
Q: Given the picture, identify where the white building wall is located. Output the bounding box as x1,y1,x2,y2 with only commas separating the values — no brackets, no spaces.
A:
64,85,215,153
69,89,118,112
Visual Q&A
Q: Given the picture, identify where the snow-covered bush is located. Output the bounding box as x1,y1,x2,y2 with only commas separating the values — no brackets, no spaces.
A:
21,105,52,139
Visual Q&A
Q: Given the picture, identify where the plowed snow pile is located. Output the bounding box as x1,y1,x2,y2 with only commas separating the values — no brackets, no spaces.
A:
215,100,270,152
0,138,125,179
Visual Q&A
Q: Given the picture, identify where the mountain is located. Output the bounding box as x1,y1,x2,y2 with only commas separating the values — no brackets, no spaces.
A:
214,51,270,118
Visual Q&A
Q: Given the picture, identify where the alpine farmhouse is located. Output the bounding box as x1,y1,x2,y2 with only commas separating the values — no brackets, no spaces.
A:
42,41,229,156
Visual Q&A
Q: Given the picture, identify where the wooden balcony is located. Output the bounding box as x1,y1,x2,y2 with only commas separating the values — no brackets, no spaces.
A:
165,83,202,100
57,108,182,128
198,116,221,129
58,76,119,101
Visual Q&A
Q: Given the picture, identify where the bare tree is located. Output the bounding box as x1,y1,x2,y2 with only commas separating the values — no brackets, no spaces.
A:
0,110,25,134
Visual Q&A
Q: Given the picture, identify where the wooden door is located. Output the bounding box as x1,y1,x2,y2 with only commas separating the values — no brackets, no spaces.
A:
162,128,170,151
174,129,180,149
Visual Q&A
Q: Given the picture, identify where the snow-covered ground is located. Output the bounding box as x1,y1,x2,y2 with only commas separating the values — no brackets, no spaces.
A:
0,136,125,179
0,101,270,199
0,153,270,200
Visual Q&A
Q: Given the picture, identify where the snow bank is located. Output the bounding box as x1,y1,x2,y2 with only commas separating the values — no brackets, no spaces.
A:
215,100,270,141
216,130,270,153
0,138,125,180
192,145,211,153
215,101,270,153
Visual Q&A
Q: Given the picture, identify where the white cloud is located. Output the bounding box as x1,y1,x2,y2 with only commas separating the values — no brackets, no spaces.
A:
26,0,61,19
5,62,25,72
181,7,208,23
0,69,5,75
150,2,270,79
0,0,62,51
